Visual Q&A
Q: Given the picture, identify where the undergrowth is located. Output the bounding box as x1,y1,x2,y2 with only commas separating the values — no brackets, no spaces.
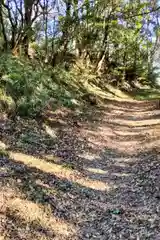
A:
1,54,127,117
0,54,159,118
132,88,160,100
0,54,88,117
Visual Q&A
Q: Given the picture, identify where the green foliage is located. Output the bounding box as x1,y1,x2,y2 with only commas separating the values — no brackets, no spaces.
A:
0,54,83,117
133,88,160,100
0,148,9,158
62,163,75,170
0,88,16,115
0,0,159,115
147,67,160,87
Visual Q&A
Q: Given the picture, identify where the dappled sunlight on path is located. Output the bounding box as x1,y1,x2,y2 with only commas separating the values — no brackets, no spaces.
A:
0,98,160,239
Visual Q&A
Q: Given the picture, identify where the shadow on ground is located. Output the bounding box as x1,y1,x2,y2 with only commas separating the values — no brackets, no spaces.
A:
0,98,160,239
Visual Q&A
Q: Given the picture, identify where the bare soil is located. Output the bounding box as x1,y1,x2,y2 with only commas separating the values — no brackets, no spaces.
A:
0,99,160,240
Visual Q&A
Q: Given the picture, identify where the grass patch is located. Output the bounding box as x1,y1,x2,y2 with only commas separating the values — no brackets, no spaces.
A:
62,163,75,170
132,88,160,100
0,148,10,158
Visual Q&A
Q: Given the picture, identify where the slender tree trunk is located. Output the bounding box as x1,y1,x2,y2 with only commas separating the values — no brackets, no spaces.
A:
96,22,109,72
60,0,71,55
0,2,8,50
23,0,34,56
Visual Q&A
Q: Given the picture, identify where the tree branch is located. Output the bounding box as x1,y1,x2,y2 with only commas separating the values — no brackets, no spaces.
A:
121,6,160,20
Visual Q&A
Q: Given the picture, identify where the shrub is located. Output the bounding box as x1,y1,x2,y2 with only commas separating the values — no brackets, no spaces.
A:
0,54,80,117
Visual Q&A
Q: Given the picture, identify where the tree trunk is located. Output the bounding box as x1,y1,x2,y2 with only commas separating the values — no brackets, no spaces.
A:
60,0,71,55
96,23,109,72
23,0,34,56
0,2,8,50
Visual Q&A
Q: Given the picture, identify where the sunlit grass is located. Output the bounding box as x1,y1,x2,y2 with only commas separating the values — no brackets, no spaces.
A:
10,152,111,191
6,197,76,238
9,152,74,176
0,147,9,158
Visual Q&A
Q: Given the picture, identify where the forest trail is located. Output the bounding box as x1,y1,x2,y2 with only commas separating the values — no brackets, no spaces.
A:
0,99,160,239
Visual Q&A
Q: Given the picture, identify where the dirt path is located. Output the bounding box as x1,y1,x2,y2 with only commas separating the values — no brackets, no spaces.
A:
0,99,160,239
